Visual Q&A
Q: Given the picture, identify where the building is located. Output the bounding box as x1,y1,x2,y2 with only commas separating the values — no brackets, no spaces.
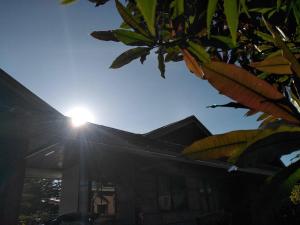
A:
0,68,276,225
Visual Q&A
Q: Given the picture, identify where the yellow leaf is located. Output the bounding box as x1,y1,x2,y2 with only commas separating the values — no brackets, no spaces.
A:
250,55,293,74
183,130,260,160
181,49,204,78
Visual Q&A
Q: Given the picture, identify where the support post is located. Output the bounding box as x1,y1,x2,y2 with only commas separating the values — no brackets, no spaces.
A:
0,137,27,225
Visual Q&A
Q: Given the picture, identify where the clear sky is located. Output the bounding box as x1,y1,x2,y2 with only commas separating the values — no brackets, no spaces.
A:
0,0,261,134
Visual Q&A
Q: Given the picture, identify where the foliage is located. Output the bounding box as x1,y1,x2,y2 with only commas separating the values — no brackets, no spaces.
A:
290,184,300,205
63,0,300,223
19,178,61,224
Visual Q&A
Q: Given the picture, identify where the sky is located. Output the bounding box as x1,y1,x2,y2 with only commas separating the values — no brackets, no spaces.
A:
0,0,261,134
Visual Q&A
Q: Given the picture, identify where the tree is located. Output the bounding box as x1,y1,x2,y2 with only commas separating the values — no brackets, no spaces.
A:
62,0,300,224
19,178,61,224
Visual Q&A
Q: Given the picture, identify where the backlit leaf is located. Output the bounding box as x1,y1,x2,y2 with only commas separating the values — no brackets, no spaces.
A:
263,17,300,78
172,0,185,18
224,0,238,46
207,0,219,38
240,0,250,17
183,130,260,160
187,41,210,63
110,47,151,69
255,31,274,42
202,61,300,123
114,29,154,46
60,0,77,4
250,55,293,74
158,52,165,78
211,35,236,48
237,125,300,166
136,0,157,36
115,0,150,37
90,30,119,42
181,49,204,78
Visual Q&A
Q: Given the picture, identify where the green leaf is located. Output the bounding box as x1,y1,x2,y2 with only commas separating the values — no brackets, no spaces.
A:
165,47,181,62
249,7,273,14
263,17,300,79
292,2,300,25
239,0,250,17
255,31,274,42
110,47,151,69
172,0,185,18
224,0,239,46
277,0,281,11
113,29,154,46
90,30,119,42
207,0,219,38
254,161,300,215
136,0,157,36
187,41,210,64
211,35,236,48
158,52,165,78
60,0,77,4
115,0,150,37
250,55,294,75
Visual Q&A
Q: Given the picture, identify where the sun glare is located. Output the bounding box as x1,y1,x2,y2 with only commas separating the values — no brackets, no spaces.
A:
67,107,95,127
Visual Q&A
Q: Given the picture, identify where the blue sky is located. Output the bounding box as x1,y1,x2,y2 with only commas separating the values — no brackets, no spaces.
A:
0,0,261,134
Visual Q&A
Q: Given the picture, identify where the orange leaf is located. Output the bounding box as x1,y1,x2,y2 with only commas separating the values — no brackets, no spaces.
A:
181,49,204,78
250,55,292,74
202,61,300,124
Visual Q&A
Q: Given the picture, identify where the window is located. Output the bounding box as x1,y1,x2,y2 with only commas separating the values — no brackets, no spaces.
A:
198,180,218,213
157,176,187,211
90,181,116,216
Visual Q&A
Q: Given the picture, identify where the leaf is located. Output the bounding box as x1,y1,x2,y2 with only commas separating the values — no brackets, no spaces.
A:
181,49,204,78
90,30,119,42
183,130,260,160
237,125,300,167
110,47,151,69
158,52,165,78
187,41,210,63
250,55,293,74
60,0,77,4
249,7,273,14
207,0,219,38
239,0,250,17
257,112,270,121
115,0,150,37
254,161,300,215
207,102,248,109
88,0,111,7
140,52,149,64
165,47,181,62
224,0,239,46
113,29,154,46
255,31,274,42
211,35,236,48
172,0,185,18
263,17,300,79
202,61,300,123
136,0,157,36
245,109,259,117
277,0,281,11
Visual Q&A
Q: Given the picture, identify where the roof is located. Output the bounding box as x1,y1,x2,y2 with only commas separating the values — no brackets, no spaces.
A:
145,115,211,137
0,68,62,116
0,68,277,176
145,115,211,147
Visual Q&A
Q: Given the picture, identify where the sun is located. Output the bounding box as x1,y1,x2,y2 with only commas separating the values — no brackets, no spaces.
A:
66,106,95,127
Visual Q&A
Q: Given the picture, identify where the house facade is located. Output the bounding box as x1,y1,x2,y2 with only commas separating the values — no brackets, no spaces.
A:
0,68,275,225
